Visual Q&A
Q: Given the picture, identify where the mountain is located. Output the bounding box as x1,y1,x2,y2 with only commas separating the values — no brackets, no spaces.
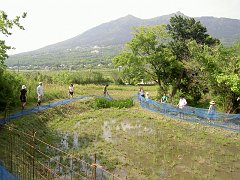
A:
6,12,240,68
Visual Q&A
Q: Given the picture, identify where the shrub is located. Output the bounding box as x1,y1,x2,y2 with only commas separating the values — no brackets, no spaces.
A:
0,71,22,110
92,98,133,109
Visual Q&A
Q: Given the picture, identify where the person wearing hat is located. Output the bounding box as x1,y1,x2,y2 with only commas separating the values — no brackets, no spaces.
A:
37,82,44,106
208,100,216,123
20,85,27,110
68,83,74,98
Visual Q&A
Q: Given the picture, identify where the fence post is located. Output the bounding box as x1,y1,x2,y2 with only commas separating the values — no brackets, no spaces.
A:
94,154,97,180
32,130,36,180
9,127,13,173
4,102,10,124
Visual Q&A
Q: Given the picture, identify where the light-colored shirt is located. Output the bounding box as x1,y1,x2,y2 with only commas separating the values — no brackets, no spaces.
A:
208,105,215,114
139,89,144,96
69,86,73,92
146,94,150,100
178,98,187,109
37,85,43,96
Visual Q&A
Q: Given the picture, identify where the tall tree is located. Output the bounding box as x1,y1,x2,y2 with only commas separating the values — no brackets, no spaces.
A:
188,41,240,113
0,10,26,110
0,10,26,67
166,15,220,99
113,25,181,93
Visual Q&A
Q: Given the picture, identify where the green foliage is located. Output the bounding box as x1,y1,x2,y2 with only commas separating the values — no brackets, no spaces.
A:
110,70,125,85
0,10,26,110
92,98,133,109
52,71,110,85
0,71,22,110
113,52,145,84
167,15,219,49
113,25,181,91
188,41,240,112
0,10,26,65
166,15,220,99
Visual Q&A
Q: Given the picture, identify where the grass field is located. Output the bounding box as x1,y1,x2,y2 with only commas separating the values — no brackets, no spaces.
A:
2,85,240,179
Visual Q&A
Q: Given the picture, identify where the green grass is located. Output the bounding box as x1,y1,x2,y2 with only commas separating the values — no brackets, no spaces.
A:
3,89,240,179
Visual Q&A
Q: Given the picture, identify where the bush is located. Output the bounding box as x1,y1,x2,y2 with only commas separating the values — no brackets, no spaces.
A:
92,98,133,109
0,70,22,110
52,71,111,85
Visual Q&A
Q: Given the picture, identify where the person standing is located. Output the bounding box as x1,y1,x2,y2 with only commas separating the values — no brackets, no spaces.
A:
161,93,169,103
20,85,27,110
208,100,216,123
138,87,145,98
145,92,150,101
68,83,74,98
37,82,43,106
103,84,109,97
177,95,187,119
161,93,169,113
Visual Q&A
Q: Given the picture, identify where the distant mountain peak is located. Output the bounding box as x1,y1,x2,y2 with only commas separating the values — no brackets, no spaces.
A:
120,14,140,20
125,14,137,18
175,11,185,16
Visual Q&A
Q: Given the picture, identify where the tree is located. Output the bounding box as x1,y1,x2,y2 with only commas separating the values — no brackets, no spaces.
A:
113,25,181,93
166,15,220,99
188,41,240,113
0,10,26,110
0,10,26,66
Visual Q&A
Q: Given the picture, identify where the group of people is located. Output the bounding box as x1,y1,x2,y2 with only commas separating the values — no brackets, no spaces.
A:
19,82,217,122
139,87,166,102
138,86,217,121
20,82,75,110
20,82,111,110
138,87,150,100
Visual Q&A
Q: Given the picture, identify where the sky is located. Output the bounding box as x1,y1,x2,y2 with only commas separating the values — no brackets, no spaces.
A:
1,0,240,55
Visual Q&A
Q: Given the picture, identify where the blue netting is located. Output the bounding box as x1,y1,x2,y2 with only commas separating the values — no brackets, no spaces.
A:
0,95,114,125
0,95,91,125
1,94,239,132
136,95,240,132
0,165,17,180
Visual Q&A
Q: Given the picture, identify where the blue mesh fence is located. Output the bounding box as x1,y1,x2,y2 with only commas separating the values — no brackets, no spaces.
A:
0,165,17,180
0,95,91,125
0,95,113,126
1,94,239,132
137,95,240,132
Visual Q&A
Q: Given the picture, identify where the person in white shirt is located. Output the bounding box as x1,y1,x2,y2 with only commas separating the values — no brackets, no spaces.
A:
145,92,150,101
177,95,187,119
37,82,44,106
68,83,74,98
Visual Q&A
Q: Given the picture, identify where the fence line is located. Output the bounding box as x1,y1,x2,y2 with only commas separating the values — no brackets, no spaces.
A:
137,95,240,132
0,125,124,180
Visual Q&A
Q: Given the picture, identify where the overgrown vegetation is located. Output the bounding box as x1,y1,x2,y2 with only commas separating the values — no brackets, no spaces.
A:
91,98,133,109
3,96,239,179
0,10,26,110
113,15,240,113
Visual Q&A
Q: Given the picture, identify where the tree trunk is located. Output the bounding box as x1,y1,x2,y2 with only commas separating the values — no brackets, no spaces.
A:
157,78,164,92
171,69,184,97
228,93,240,113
